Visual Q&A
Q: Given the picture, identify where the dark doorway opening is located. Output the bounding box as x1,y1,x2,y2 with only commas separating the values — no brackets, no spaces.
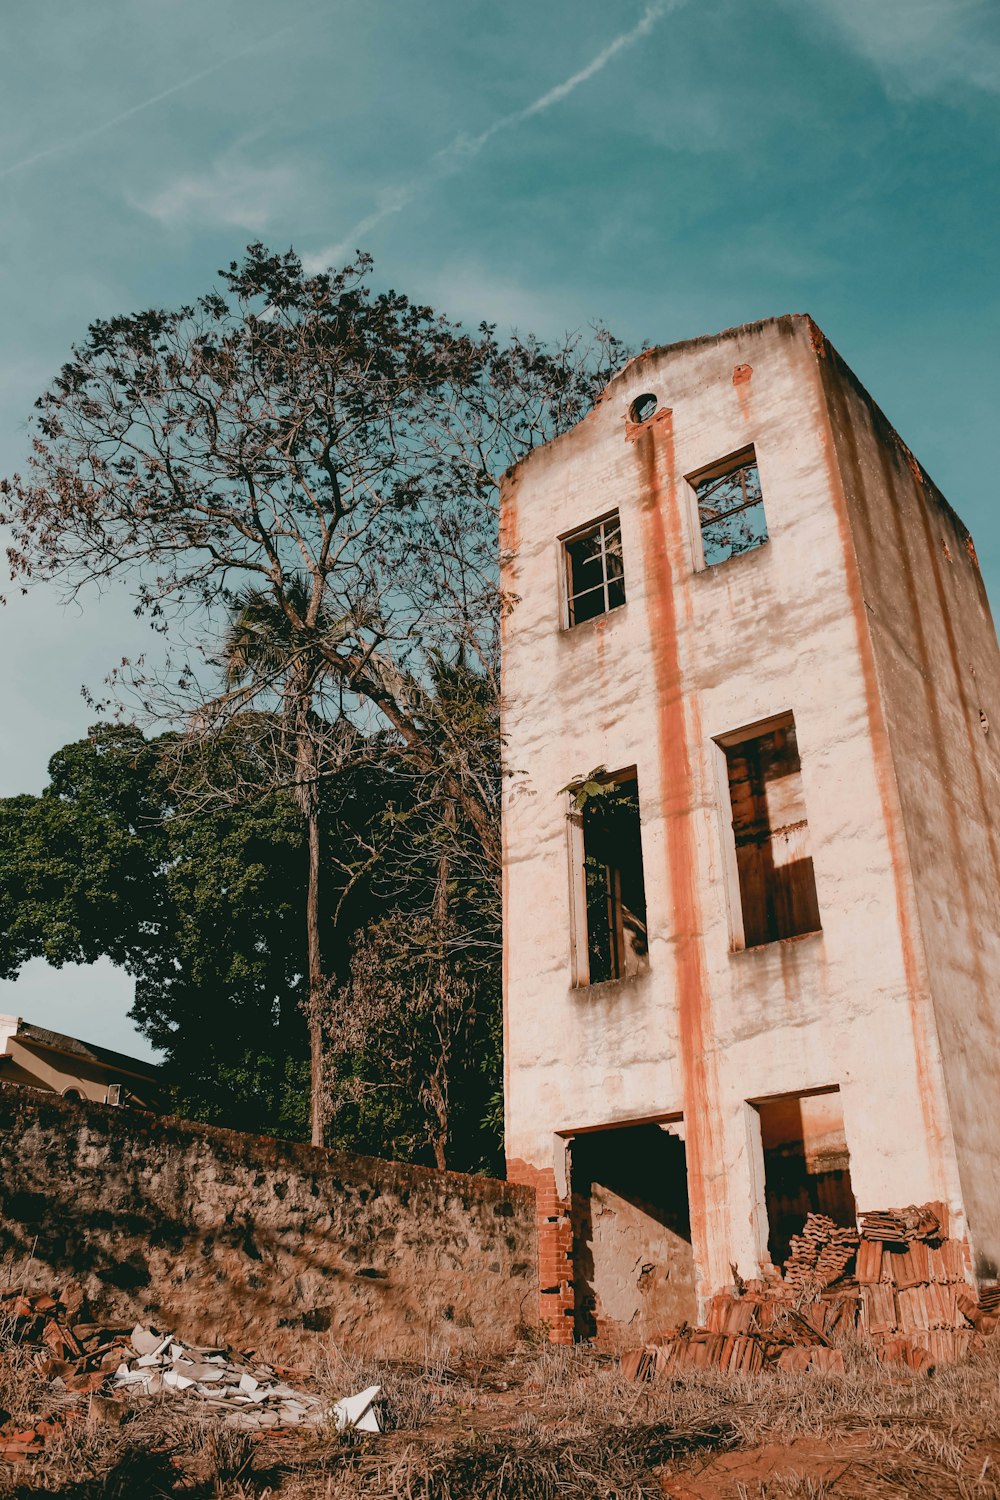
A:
755,1089,856,1269
569,1121,695,1344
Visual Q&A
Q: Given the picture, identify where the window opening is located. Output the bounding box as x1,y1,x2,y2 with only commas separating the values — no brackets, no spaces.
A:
693,449,768,567
564,512,626,627
628,393,658,424
754,1090,856,1269
568,770,648,984
570,1121,695,1343
720,714,821,948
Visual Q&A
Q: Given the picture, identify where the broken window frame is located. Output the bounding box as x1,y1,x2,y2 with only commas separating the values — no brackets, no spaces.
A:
713,711,822,952
560,510,627,628
687,445,768,571
566,766,649,988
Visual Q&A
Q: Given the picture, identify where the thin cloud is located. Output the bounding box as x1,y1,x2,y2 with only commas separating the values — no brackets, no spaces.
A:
0,20,303,182
135,157,303,233
303,1,676,272
792,0,1000,96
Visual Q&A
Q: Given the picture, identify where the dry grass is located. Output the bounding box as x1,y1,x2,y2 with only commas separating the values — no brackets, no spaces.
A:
1,1331,999,1498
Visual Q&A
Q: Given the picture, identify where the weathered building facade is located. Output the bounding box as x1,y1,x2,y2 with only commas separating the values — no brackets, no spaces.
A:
501,315,1000,1344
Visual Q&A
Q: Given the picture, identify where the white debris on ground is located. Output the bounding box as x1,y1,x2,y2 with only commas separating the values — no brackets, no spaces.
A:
113,1325,381,1433
333,1384,381,1434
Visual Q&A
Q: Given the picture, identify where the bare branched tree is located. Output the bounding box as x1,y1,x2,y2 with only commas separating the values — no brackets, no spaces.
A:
1,245,628,1144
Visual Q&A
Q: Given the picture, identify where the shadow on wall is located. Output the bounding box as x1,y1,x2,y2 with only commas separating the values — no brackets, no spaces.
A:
0,1085,536,1358
570,1122,696,1345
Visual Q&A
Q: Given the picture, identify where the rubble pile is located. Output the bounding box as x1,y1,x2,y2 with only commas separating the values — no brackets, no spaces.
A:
0,1283,380,1462
0,1282,122,1462
113,1325,367,1431
957,1285,1000,1338
627,1290,850,1378
114,1327,381,1432
1,1280,124,1391
622,1203,992,1381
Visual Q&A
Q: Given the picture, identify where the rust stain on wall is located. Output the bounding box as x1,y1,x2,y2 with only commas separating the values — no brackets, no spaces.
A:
733,363,753,428
633,411,725,1290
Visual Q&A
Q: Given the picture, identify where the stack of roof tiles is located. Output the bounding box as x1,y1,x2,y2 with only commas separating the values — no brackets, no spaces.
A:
855,1203,971,1368
958,1285,1000,1338
859,1204,942,1242
622,1202,990,1380
783,1214,859,1293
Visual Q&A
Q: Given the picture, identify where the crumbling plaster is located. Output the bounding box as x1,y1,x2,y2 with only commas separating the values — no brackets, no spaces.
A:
502,315,973,1313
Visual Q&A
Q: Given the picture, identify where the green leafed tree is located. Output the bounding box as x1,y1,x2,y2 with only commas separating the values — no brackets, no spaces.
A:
0,725,312,1137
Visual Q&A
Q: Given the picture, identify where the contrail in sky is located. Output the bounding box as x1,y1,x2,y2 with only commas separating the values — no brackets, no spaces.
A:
303,1,674,272
0,21,302,181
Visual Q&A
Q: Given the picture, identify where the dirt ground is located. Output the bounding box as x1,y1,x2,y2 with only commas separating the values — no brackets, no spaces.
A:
3,1330,1000,1498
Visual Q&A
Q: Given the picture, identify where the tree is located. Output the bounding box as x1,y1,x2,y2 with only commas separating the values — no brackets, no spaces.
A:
325,916,501,1174
1,247,627,1153
0,725,171,983
217,578,354,1145
322,653,505,1170
0,721,503,1166
2,246,622,857
0,725,315,1135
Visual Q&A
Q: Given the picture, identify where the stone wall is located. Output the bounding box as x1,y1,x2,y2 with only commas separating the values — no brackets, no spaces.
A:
0,1085,537,1357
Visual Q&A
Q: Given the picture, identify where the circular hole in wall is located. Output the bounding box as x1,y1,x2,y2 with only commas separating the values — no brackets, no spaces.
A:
629,393,658,424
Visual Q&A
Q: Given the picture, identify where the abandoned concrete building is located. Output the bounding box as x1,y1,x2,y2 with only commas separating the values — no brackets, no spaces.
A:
501,314,1000,1345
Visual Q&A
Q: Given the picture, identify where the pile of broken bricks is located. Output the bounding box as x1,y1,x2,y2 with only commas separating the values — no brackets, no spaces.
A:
0,1284,379,1464
623,1203,997,1381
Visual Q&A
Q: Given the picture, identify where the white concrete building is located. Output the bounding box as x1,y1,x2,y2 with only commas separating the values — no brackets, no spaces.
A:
501,315,1000,1343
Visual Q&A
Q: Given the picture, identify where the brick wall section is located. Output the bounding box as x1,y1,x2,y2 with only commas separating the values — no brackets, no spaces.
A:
506,1158,574,1343
0,1086,537,1358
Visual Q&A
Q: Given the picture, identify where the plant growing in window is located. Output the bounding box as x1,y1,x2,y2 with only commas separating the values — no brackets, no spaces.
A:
563,768,648,984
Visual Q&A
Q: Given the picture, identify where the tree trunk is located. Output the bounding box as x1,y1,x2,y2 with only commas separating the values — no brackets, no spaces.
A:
292,696,325,1150
427,798,455,1169
428,1051,449,1171
306,800,324,1148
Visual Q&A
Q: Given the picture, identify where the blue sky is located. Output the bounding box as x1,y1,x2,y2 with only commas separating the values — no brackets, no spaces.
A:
0,0,998,1057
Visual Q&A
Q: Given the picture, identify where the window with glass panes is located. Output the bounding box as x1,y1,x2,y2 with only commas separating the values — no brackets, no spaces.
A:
564,512,626,627
693,450,768,567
